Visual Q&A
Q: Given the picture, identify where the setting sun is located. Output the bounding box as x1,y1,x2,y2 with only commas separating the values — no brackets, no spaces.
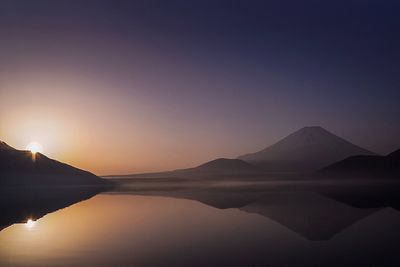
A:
25,219,36,229
26,142,43,154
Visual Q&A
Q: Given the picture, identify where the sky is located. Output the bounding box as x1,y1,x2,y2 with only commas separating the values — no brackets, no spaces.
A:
1,0,400,175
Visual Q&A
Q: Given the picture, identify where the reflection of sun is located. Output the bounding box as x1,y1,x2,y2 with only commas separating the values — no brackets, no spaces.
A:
26,142,43,154
25,219,36,229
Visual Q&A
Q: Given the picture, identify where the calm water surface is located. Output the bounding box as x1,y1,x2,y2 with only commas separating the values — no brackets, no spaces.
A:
1,193,400,267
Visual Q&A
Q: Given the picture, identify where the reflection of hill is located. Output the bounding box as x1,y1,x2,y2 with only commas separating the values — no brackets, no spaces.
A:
111,186,266,209
114,181,393,240
240,192,378,240
319,184,400,210
0,186,106,231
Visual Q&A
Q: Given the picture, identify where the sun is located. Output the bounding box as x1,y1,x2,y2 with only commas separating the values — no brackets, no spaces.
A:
26,142,44,154
25,219,36,229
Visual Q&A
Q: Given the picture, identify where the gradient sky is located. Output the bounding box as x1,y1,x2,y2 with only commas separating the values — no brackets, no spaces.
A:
1,0,400,175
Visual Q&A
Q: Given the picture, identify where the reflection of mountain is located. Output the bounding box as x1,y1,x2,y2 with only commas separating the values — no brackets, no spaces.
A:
0,186,105,231
238,126,375,171
128,189,264,209
240,192,378,240
321,149,400,179
0,141,109,186
116,184,388,240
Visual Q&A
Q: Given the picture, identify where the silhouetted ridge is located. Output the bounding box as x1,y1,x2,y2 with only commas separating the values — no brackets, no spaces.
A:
0,140,110,186
112,158,262,179
238,126,376,171
387,149,400,160
195,158,258,172
0,141,15,151
321,149,400,179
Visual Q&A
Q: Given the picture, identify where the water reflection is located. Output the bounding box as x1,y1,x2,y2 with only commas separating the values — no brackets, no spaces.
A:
0,186,107,231
114,180,400,240
1,182,400,266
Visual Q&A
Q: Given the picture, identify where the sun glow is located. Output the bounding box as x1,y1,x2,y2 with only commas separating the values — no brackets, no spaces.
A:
26,142,43,154
25,219,36,229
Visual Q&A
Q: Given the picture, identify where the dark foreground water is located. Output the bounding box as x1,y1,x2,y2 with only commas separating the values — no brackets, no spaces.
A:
1,182,400,267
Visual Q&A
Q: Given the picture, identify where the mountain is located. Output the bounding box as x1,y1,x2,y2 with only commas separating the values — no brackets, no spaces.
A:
0,141,109,186
321,149,400,179
194,158,259,172
108,158,262,180
238,126,376,172
0,141,15,151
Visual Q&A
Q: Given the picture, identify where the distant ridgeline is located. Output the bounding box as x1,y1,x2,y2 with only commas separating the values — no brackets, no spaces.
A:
238,126,376,172
0,141,110,186
114,126,399,180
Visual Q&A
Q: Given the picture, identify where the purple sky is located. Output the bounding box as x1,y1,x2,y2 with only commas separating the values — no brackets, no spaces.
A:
1,0,399,174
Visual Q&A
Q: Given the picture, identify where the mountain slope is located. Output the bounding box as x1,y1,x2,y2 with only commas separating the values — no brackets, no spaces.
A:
0,141,109,186
321,149,400,179
0,141,15,151
238,126,376,171
194,158,259,172
108,158,262,180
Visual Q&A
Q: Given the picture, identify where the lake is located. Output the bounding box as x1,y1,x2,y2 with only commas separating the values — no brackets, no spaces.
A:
1,182,400,266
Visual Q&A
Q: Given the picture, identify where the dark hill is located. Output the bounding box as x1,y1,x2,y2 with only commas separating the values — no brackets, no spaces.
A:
109,158,262,180
0,141,109,186
387,149,400,159
321,149,400,179
194,158,258,172
0,141,15,151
